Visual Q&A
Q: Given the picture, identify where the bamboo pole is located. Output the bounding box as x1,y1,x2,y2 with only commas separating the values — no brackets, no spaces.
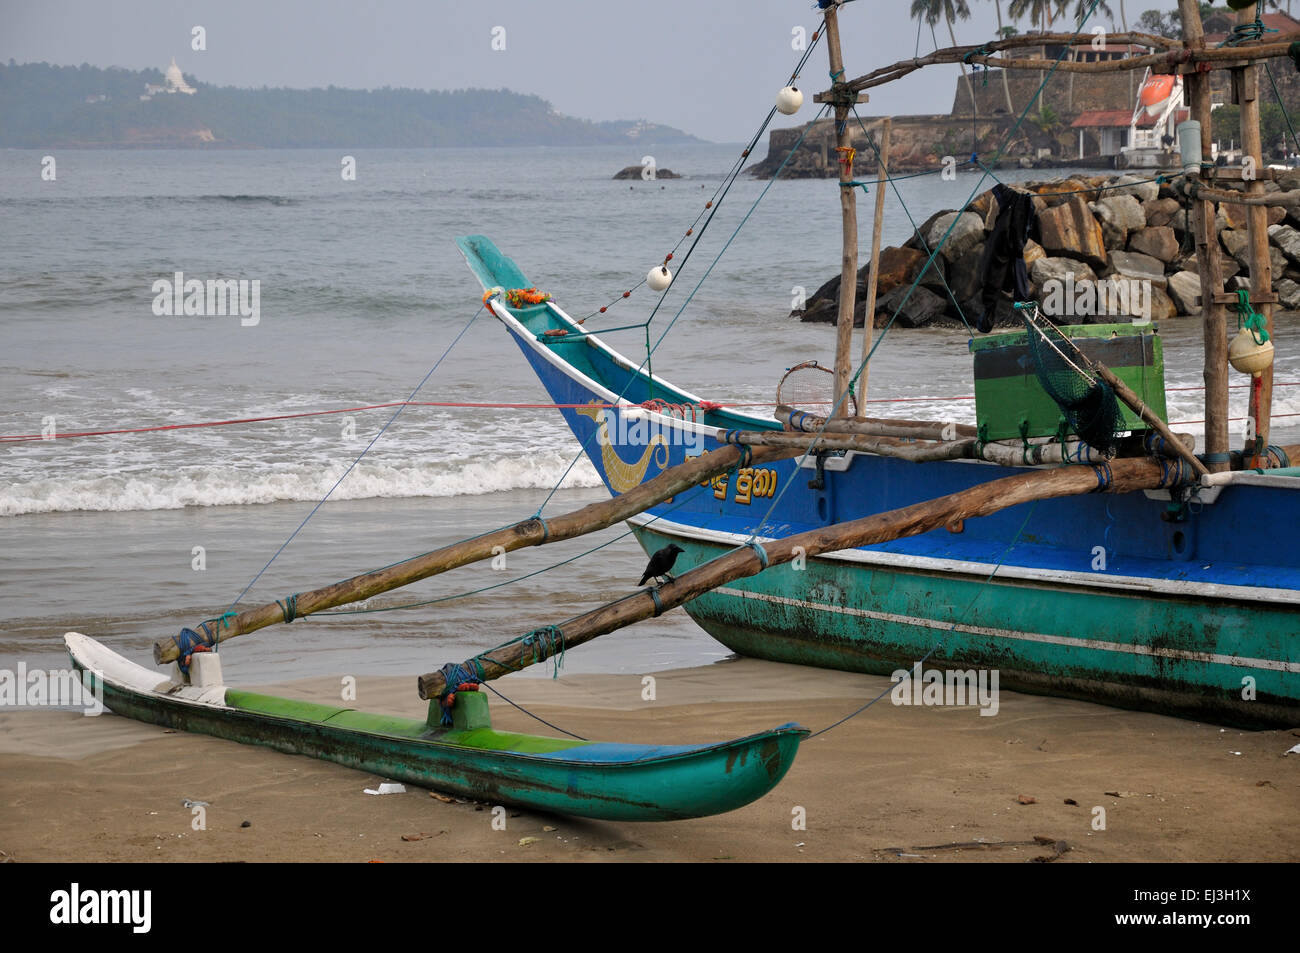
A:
1190,183,1300,206
855,116,890,421
1236,4,1276,464
777,405,978,440
824,3,860,417
417,456,1199,700
726,429,977,463
1181,0,1231,475
153,442,798,664
1088,363,1210,477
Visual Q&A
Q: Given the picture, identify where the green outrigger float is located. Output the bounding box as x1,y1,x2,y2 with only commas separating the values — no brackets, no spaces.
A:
67,633,807,821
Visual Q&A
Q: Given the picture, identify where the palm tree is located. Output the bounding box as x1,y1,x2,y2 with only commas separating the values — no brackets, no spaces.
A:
988,0,1016,114
910,1,975,116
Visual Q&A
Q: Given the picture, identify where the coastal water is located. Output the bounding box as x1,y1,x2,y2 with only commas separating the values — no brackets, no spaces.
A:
3,145,1298,684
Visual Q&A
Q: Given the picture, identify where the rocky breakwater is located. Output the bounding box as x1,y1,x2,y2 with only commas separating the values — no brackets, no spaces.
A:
795,172,1300,330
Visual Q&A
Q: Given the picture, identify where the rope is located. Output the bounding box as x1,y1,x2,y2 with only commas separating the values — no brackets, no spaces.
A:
275,593,299,624
746,0,1110,551
220,304,483,620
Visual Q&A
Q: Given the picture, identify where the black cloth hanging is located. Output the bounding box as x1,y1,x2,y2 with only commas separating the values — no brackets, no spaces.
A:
974,183,1038,333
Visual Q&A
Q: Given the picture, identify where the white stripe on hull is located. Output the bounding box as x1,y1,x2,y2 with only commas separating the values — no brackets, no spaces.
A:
709,587,1300,674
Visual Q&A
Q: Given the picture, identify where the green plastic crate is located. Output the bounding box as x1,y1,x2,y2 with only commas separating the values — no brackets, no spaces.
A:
968,323,1167,442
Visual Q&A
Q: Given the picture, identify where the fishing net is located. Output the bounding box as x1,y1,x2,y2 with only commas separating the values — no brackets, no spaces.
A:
1021,306,1124,456
776,361,859,417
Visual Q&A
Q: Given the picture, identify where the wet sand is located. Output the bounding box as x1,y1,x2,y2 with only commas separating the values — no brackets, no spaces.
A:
1,659,1297,863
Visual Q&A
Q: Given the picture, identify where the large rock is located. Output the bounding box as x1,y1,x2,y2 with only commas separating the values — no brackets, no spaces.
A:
1166,270,1203,316
1269,223,1300,264
925,211,985,263
1221,228,1250,270
1030,256,1097,289
1145,197,1182,228
1277,277,1300,310
1038,195,1108,270
1103,173,1160,204
1091,193,1146,249
947,243,983,303
1147,284,1178,322
1108,249,1168,288
875,284,949,329
1127,226,1179,263
874,245,929,297
1023,239,1046,269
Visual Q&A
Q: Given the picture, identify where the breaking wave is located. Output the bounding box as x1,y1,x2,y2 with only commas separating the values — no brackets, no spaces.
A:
0,452,602,516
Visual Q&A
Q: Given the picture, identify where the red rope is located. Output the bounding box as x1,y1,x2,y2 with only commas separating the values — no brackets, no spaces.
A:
6,383,1297,443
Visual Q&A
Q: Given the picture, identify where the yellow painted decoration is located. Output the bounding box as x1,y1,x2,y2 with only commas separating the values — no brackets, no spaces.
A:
576,403,669,494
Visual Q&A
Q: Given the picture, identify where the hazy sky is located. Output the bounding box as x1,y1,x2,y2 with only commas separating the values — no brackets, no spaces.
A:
1,0,1184,141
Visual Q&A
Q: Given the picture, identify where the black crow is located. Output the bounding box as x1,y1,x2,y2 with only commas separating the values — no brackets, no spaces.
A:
638,543,684,587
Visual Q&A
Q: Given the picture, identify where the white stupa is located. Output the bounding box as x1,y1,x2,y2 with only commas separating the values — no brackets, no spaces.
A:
164,57,196,95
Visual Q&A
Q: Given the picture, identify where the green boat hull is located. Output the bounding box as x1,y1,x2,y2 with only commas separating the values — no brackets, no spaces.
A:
67,634,806,822
632,525,1300,728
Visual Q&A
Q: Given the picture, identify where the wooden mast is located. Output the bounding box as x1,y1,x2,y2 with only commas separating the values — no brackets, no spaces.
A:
1180,0,1231,473
855,116,891,421
1236,3,1277,464
822,2,862,418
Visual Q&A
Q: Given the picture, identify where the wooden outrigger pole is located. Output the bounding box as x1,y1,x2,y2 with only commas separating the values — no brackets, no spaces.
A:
153,443,798,664
416,452,1237,701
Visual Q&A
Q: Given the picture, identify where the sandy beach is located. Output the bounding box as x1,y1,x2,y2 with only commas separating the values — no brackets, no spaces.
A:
2,658,1296,864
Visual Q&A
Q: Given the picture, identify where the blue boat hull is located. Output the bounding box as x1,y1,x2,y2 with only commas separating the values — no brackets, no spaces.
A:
460,235,1300,728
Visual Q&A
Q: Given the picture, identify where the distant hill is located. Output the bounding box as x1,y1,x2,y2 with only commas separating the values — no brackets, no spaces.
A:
0,61,704,148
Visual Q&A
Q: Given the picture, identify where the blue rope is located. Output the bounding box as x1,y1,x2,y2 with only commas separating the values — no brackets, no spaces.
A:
746,541,770,569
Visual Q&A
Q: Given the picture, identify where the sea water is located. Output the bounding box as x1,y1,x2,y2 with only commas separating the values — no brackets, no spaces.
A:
2,145,1297,682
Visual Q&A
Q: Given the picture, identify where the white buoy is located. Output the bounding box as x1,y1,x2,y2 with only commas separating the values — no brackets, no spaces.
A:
1228,327,1275,376
776,86,803,116
647,265,672,292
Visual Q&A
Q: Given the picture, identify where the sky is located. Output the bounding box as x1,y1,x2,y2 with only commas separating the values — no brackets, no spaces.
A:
1,0,1188,142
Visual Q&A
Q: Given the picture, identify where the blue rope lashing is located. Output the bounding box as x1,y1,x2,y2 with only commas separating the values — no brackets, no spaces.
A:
747,541,770,569
737,444,753,469
648,586,664,617
1267,445,1292,468
840,179,870,195
173,626,215,676
534,516,550,543
1092,462,1113,492
434,662,482,725
276,593,299,624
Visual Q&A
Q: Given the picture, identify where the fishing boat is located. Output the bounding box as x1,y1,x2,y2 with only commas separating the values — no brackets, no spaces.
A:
449,2,1300,728
66,633,806,821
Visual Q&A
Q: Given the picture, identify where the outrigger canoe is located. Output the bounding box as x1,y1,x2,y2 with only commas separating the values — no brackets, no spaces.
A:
66,633,807,822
